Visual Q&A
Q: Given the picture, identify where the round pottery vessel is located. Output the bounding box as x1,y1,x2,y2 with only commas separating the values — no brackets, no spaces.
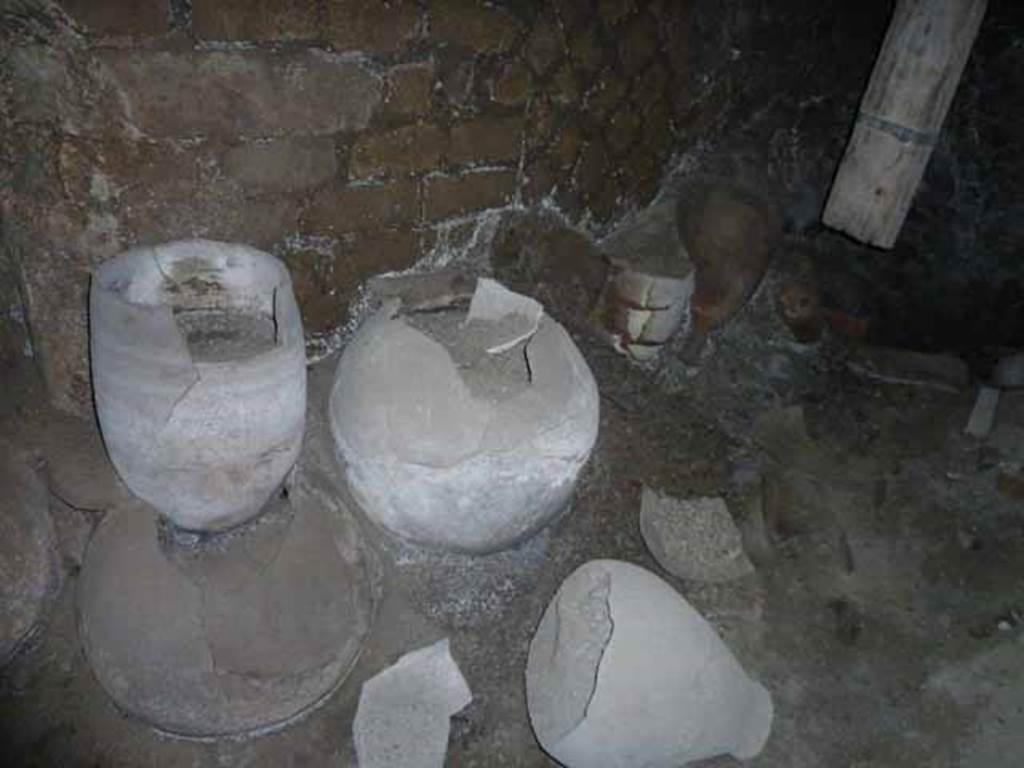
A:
329,279,600,554
90,239,306,531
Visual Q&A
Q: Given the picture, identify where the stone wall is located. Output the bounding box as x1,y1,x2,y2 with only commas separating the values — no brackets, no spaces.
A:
1,0,695,415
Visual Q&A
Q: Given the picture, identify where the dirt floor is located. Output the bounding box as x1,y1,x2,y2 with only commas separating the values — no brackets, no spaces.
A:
2,263,1024,767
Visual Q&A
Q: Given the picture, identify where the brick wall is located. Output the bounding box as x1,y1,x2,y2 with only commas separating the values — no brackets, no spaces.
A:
1,0,696,414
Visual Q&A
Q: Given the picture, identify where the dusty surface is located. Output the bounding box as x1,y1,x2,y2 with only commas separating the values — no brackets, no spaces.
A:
2,267,1024,766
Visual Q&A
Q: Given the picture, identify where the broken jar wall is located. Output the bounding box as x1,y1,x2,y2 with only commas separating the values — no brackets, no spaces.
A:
0,0,696,416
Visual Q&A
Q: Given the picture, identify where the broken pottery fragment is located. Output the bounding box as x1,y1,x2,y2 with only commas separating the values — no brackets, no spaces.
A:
466,277,545,353
78,468,373,737
367,269,476,312
599,200,694,360
1,441,60,667
90,239,307,530
639,487,755,583
353,639,472,768
965,386,1000,439
329,278,599,553
526,560,772,768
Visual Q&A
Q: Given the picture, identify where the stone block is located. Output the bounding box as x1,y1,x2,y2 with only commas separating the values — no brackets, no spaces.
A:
223,137,338,192
523,15,565,75
606,106,641,157
524,96,560,150
97,49,381,139
383,62,436,119
585,70,627,120
57,137,199,208
549,63,583,107
59,0,167,37
575,138,618,220
7,45,124,137
423,170,517,221
569,27,605,74
335,229,423,300
553,0,593,33
56,136,301,250
493,61,531,106
618,142,661,206
118,189,302,253
192,0,319,42
598,0,636,26
284,229,422,333
324,0,422,53
551,123,583,172
303,180,420,233
618,10,659,75
4,198,122,415
521,157,561,205
448,117,523,168
350,123,447,179
429,0,523,54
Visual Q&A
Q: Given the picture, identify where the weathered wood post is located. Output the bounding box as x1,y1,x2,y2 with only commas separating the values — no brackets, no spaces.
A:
822,0,988,248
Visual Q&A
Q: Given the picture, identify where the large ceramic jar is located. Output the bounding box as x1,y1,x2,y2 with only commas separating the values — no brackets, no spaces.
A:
329,278,600,554
90,239,306,530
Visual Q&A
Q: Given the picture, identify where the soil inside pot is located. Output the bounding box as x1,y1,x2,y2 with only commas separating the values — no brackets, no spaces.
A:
174,310,277,363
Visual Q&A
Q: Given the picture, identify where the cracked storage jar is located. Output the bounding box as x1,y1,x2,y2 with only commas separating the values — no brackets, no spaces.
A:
329,278,600,554
90,239,307,531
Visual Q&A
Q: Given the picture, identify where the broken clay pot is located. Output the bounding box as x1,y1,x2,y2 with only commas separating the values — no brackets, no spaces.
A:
599,200,694,361
330,278,599,553
90,240,307,531
526,560,773,767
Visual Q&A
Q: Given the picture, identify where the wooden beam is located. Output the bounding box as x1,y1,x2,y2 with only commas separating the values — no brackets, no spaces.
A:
822,0,987,248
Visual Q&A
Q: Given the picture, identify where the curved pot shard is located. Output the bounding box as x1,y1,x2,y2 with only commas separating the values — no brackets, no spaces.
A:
526,560,773,767
90,239,307,531
329,278,599,554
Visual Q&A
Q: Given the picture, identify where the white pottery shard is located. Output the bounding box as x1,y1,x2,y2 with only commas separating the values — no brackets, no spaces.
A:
466,277,544,353
353,639,472,768
526,560,773,767
964,386,1000,439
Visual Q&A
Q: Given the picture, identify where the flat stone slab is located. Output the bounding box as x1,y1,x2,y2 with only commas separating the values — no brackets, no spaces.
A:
78,467,374,737
0,441,60,667
639,488,754,583
353,639,472,768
